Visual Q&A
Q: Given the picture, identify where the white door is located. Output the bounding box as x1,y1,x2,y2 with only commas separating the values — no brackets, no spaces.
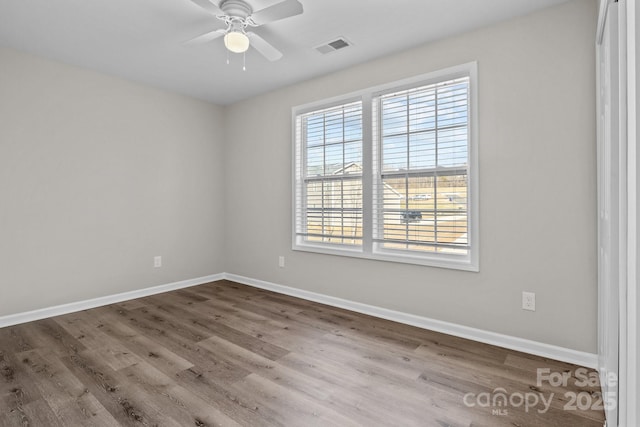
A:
597,2,622,426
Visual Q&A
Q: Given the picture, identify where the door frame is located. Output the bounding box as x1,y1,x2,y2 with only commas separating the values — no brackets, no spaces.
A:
596,1,639,426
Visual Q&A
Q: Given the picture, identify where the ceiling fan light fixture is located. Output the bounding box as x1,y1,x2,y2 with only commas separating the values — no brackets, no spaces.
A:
224,31,250,53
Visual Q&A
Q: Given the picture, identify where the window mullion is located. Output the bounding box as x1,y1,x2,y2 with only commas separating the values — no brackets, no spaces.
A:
434,86,439,247
341,109,345,245
405,93,410,249
321,114,326,242
362,93,373,255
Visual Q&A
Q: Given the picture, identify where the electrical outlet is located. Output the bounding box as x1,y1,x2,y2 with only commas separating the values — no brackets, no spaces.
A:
154,256,162,268
278,256,285,268
522,291,535,311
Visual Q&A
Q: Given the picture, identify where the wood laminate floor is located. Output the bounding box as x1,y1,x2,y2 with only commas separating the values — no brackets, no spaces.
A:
0,280,605,426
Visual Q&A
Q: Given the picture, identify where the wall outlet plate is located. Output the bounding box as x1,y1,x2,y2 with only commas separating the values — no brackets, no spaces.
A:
522,291,535,311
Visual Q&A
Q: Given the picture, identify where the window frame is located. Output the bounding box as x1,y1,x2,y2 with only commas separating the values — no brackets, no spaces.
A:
292,62,479,272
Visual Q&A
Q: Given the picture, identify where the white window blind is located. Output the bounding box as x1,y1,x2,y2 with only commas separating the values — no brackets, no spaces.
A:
293,63,477,270
373,77,470,256
294,102,363,247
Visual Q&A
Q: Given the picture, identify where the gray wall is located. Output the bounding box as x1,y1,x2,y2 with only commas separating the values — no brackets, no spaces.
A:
223,0,598,352
0,47,226,316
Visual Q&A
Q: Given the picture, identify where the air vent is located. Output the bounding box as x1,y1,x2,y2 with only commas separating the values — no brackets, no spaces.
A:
315,37,352,54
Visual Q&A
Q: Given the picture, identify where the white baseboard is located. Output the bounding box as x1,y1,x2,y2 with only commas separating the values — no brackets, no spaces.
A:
0,271,598,369
224,273,598,369
0,273,224,328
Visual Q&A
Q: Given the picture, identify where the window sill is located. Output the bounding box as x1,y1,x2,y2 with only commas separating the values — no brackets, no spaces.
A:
292,242,479,272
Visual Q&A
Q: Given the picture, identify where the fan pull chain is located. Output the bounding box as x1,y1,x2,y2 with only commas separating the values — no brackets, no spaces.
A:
243,52,246,71
226,49,230,65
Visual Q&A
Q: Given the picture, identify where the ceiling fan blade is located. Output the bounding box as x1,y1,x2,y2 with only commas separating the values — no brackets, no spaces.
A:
186,29,226,45
247,32,283,61
249,0,303,26
187,0,223,15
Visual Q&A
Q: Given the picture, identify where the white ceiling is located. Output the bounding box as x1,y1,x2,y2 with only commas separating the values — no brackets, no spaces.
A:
0,0,570,105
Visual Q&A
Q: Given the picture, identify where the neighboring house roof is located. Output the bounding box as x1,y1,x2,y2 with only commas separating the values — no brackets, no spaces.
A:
332,162,361,175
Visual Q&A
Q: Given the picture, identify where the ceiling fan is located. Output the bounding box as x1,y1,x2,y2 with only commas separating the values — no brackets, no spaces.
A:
187,0,303,62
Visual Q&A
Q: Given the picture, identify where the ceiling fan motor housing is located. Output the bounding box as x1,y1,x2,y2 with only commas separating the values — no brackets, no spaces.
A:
220,0,252,18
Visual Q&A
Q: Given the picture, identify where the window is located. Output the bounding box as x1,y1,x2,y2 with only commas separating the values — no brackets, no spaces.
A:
373,77,470,257
293,63,478,271
295,102,363,247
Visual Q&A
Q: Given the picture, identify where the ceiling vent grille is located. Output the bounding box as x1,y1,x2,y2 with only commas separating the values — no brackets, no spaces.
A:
315,37,352,54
